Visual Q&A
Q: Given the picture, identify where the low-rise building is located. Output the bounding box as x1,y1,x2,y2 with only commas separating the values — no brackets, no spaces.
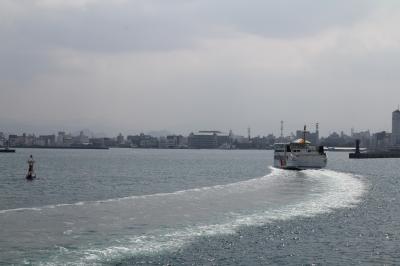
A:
76,131,90,145
371,131,391,150
38,135,56,146
57,131,66,146
188,131,219,149
127,133,159,148
89,138,106,147
166,135,187,148
116,133,124,145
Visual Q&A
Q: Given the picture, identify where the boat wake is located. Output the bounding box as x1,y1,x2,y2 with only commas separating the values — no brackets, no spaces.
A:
0,168,367,265
71,168,366,265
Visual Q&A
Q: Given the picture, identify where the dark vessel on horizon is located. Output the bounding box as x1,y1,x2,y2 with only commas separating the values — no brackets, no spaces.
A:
0,146,16,153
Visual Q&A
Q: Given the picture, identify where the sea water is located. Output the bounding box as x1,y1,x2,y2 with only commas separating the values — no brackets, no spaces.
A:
0,149,398,265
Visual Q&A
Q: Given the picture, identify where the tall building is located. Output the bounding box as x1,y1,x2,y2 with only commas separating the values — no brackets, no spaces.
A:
392,109,400,146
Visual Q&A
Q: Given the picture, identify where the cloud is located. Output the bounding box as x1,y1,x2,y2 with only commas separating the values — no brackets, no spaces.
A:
0,1,400,135
0,0,380,54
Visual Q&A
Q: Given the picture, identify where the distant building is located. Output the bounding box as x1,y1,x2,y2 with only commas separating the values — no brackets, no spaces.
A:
392,109,400,146
117,133,124,145
77,131,90,145
127,133,158,148
188,131,219,149
217,134,230,147
63,134,73,146
139,134,158,148
264,134,276,146
57,132,66,145
89,138,106,147
352,130,370,148
158,136,167,148
103,137,117,147
38,135,56,146
8,135,17,147
166,135,178,148
320,132,354,147
21,133,31,146
371,131,391,150
250,136,273,149
0,132,5,146
234,135,253,149
166,135,186,148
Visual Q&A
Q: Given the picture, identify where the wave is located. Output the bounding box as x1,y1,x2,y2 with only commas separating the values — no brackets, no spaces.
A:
39,168,367,265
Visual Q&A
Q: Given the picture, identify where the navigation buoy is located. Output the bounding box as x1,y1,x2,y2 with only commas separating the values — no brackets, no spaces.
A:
26,155,36,180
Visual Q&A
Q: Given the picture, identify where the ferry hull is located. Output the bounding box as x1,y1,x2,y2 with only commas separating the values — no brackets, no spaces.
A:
273,156,327,170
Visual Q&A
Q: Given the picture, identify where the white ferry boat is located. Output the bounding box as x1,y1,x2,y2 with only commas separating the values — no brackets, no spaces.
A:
273,126,327,170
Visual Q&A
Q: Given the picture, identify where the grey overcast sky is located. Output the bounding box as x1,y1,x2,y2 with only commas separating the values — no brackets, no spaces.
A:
1,0,400,137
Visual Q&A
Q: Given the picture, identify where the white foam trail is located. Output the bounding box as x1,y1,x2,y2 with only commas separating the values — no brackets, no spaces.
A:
0,207,43,214
42,168,367,265
0,167,287,215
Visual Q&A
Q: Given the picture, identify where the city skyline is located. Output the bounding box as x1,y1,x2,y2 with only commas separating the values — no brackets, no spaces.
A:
7,106,400,149
0,123,372,139
0,110,398,138
1,1,400,137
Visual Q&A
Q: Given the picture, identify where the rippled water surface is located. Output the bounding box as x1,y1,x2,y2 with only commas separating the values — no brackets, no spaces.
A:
0,148,399,265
